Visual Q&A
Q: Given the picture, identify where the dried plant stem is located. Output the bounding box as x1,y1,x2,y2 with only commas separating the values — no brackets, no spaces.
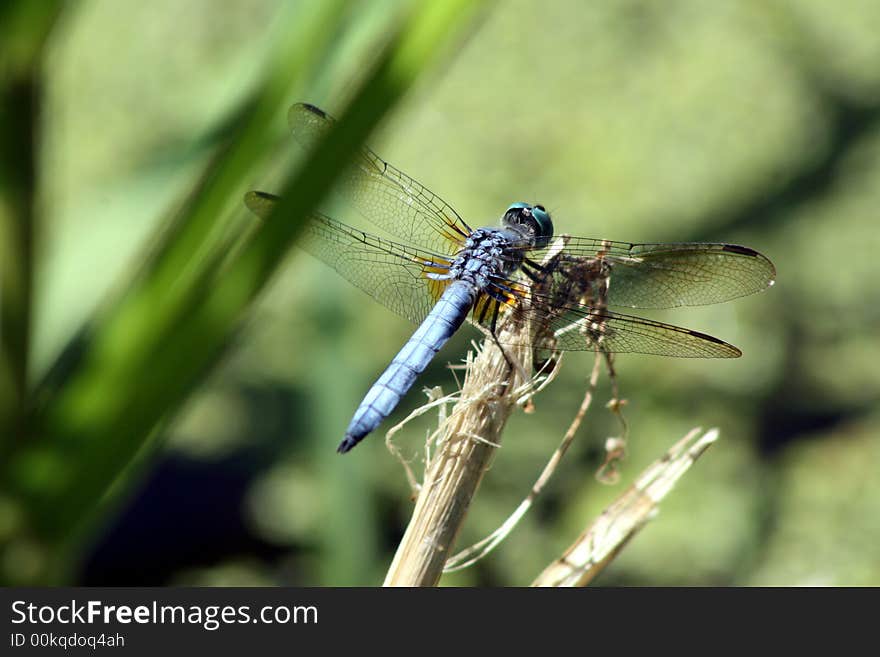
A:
383,330,533,587
443,351,602,571
532,427,719,587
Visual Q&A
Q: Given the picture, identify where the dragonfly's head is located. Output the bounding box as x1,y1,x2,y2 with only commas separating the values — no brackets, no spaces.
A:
502,202,554,248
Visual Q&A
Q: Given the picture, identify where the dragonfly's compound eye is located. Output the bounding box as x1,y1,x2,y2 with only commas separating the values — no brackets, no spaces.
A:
530,205,553,242
502,202,554,247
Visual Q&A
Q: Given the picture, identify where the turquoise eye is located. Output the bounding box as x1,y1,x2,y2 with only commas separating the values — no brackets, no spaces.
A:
530,205,553,241
503,202,553,247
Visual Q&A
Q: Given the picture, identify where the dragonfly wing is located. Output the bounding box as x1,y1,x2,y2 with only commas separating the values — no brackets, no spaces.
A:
498,301,742,358
245,191,452,325
547,308,741,357
287,103,474,255
537,238,776,309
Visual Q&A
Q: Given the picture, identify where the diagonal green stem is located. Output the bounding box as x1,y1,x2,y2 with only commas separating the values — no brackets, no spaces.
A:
3,0,488,579
0,2,63,443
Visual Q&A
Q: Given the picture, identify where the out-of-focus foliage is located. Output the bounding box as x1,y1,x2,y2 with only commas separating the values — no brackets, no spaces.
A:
2,0,878,586
0,0,485,585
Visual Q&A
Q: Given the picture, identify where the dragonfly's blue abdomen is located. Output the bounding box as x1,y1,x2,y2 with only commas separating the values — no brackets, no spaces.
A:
337,281,477,453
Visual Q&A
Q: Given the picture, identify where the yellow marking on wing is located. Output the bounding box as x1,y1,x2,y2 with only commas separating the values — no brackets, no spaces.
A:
499,280,530,307
471,295,494,322
425,278,450,303
439,227,467,246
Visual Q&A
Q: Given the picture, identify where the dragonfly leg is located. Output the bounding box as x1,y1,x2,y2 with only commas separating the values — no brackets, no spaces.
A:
488,301,510,367
485,296,529,389
473,294,514,377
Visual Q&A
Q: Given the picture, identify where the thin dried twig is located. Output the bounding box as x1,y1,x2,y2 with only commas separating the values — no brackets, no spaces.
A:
385,386,459,497
531,426,720,587
595,352,629,484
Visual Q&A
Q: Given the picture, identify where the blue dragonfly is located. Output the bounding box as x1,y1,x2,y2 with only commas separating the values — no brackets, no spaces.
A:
245,104,776,453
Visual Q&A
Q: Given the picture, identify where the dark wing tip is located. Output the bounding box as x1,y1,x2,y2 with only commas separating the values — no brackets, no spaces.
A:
721,244,760,257
244,189,271,202
688,329,742,358
722,243,777,288
288,103,336,133
243,190,279,218
300,102,327,117
244,189,276,200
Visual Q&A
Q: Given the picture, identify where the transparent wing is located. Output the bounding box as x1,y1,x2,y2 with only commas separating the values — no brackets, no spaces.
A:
288,103,474,255
471,272,744,358
530,238,776,309
245,191,454,325
486,238,771,356
534,306,742,357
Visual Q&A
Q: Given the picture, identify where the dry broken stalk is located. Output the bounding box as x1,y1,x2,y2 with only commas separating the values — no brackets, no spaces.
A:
442,351,601,572
531,426,719,587
383,320,536,587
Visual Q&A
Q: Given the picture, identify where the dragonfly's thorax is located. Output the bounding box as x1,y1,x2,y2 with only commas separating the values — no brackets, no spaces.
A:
445,227,525,289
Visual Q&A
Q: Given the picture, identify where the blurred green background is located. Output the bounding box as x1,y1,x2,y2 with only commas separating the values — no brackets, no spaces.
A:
2,0,878,586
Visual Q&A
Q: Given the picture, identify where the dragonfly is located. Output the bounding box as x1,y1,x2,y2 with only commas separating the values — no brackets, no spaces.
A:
245,103,776,454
